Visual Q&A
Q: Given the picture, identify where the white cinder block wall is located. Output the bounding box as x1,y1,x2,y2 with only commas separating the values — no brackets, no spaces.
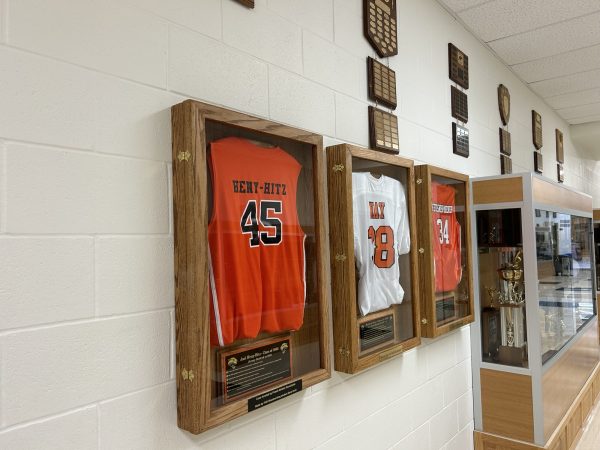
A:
1,0,599,449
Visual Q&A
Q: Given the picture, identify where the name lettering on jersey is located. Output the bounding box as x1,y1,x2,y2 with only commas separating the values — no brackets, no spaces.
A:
232,180,287,195
369,201,386,219
432,203,453,214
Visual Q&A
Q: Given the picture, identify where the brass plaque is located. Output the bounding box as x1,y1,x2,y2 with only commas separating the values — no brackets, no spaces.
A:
369,106,399,153
233,0,254,7
451,86,468,123
448,43,469,89
498,84,510,126
500,154,512,174
499,128,511,156
367,57,397,109
532,110,543,150
534,151,543,174
452,122,469,158
556,129,564,163
557,163,564,183
364,0,398,58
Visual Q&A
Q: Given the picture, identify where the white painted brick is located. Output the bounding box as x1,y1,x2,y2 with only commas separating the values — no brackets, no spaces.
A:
457,391,474,430
303,31,365,99
202,415,277,450
426,333,458,379
333,0,375,58
397,118,422,161
0,47,95,149
9,0,168,87
268,0,334,41
335,94,368,146
405,375,444,429
0,237,94,330
223,0,302,74
95,76,183,161
122,0,222,40
1,311,171,426
99,382,203,450
0,0,6,43
169,26,268,118
5,144,169,234
455,325,471,362
96,236,174,316
0,143,5,233
430,402,459,450
268,66,336,137
0,406,98,450
391,422,431,450
443,359,471,406
447,423,474,450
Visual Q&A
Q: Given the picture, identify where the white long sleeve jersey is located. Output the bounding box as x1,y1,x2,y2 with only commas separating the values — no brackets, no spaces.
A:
352,173,411,316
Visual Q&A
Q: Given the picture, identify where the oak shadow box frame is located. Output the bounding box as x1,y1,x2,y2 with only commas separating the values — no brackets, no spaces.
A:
415,165,474,338
171,100,331,434
326,144,421,374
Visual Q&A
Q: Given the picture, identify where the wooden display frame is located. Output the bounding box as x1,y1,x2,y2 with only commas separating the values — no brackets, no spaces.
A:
415,165,474,338
326,144,420,374
171,100,331,434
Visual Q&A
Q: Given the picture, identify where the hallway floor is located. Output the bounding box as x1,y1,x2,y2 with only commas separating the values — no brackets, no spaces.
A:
575,397,600,449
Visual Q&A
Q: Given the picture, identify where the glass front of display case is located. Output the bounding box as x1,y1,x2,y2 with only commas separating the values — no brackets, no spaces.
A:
352,157,415,356
535,210,596,365
476,208,528,368
594,221,600,288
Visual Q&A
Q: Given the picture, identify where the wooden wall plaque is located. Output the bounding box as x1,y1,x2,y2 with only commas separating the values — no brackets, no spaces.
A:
556,129,564,163
364,0,398,57
367,57,397,109
448,43,469,89
498,84,510,126
369,106,399,154
451,86,468,123
171,100,331,434
532,110,543,150
499,128,511,156
534,151,543,174
233,0,254,8
452,122,469,158
557,163,564,183
500,155,512,175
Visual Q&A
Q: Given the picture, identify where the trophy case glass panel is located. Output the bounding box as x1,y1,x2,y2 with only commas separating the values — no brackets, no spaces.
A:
431,174,471,328
352,157,415,356
594,221,600,288
205,121,323,408
535,210,596,365
476,208,528,368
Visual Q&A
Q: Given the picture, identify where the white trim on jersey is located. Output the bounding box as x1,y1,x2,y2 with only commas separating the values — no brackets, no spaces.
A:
302,234,307,304
208,248,225,347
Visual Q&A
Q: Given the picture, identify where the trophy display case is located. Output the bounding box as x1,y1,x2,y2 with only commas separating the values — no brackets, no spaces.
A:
471,173,600,450
326,144,420,374
171,100,331,434
415,165,474,338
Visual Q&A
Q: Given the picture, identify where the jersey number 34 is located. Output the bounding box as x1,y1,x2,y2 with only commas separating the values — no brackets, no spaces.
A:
367,225,395,268
436,218,450,245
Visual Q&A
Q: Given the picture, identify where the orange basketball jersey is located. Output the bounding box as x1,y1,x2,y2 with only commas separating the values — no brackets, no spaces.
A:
431,182,462,292
208,137,306,346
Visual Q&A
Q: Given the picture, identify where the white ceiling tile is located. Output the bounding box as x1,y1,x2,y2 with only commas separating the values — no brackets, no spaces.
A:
568,114,600,125
529,69,600,97
511,44,600,83
438,0,491,13
489,12,600,65
546,88,600,110
459,0,600,42
557,102,600,120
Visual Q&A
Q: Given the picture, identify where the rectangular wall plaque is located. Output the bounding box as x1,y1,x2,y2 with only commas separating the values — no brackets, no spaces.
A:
248,380,302,412
532,110,543,150
364,0,398,57
435,294,457,326
557,163,564,183
220,336,292,403
534,151,543,174
499,128,511,156
448,43,469,89
452,122,469,158
369,106,399,154
500,154,512,174
556,129,564,163
233,0,254,7
359,313,395,352
367,57,397,109
451,86,468,123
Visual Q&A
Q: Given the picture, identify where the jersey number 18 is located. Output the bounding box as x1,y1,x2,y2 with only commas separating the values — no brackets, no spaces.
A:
367,225,395,268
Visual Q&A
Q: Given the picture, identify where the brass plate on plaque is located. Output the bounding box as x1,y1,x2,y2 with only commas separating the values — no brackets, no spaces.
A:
499,128,511,156
532,110,543,150
369,106,399,153
557,163,564,183
452,122,469,158
534,151,543,174
556,128,564,163
219,335,292,404
435,293,457,326
367,57,397,109
498,84,510,126
233,0,254,8
448,43,469,90
451,86,468,123
500,154,512,174
364,0,398,58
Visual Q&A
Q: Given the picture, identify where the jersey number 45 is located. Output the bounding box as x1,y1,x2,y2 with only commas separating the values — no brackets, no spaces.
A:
240,200,283,247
